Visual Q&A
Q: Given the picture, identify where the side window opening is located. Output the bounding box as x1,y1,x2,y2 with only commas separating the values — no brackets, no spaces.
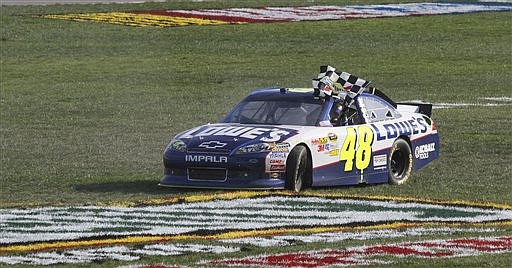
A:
361,95,400,123
329,102,362,126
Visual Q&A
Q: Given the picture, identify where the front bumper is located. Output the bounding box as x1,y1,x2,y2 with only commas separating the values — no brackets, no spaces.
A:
159,174,285,190
160,151,286,189
159,167,286,189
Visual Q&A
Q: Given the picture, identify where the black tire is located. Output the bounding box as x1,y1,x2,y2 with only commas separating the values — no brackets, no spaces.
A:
285,145,311,192
388,139,413,185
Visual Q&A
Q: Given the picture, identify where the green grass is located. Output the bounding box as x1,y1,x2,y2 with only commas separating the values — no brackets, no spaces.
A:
1,1,510,206
0,0,511,267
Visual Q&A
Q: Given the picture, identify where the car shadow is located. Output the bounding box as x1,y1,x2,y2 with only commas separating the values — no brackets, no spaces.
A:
74,180,199,194
75,179,379,196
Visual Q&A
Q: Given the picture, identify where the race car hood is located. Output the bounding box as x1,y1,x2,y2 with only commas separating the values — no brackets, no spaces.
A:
174,123,301,153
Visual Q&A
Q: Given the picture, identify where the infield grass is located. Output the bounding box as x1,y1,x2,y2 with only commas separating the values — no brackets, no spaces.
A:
1,0,510,206
0,1,511,266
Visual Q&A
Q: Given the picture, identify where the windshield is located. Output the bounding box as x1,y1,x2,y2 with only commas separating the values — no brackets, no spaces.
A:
222,100,324,126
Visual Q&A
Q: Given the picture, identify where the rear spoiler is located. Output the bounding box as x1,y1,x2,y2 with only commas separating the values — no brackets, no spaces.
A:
396,102,433,117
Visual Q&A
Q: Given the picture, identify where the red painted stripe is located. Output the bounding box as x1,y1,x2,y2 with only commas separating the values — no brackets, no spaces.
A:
133,10,290,23
210,236,512,267
363,245,452,257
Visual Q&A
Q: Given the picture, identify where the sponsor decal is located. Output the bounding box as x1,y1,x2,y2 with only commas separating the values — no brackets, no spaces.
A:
198,140,227,149
329,149,340,156
180,126,293,142
312,135,340,154
328,132,338,142
311,137,329,145
415,142,436,159
316,143,331,152
373,154,387,168
371,117,429,141
269,159,284,164
270,165,286,171
269,142,290,152
269,152,287,159
185,155,227,163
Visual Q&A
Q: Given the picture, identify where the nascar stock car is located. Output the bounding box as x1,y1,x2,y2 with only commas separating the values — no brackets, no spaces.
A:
160,66,439,192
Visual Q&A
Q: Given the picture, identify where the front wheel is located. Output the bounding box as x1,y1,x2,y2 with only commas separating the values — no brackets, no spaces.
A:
285,145,311,192
388,139,413,185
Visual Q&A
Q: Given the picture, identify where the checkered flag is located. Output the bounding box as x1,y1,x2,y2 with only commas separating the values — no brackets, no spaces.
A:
313,65,371,99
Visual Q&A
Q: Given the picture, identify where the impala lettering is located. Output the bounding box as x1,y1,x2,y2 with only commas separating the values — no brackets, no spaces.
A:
185,155,228,163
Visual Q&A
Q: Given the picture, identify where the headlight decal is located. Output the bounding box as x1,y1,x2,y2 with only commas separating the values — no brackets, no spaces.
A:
236,143,271,154
168,140,187,153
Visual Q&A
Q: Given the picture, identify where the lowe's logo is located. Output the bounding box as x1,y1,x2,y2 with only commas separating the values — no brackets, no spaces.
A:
185,155,228,163
198,141,227,149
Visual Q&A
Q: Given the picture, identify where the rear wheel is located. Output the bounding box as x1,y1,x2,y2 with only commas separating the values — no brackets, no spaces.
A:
388,139,413,185
285,145,310,192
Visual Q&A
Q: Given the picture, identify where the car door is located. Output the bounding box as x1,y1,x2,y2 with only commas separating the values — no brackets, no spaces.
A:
309,96,380,186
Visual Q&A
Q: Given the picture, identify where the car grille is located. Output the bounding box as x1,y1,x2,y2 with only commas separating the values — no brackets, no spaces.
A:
188,168,227,181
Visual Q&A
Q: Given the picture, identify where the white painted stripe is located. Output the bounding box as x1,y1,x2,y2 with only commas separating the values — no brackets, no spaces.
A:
481,97,512,102
0,244,238,265
221,227,497,247
401,98,512,109
1,196,511,244
433,103,508,109
0,227,496,265
479,0,512,3
166,3,512,22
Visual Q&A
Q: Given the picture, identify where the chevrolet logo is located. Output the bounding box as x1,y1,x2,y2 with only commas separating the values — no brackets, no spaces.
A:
198,141,227,149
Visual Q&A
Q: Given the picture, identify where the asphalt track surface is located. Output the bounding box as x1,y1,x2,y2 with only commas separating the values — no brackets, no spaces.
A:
1,0,166,5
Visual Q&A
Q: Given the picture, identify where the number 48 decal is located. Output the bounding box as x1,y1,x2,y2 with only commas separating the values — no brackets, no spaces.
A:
339,125,374,172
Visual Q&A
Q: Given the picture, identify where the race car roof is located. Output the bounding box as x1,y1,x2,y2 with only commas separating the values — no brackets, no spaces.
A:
245,88,320,102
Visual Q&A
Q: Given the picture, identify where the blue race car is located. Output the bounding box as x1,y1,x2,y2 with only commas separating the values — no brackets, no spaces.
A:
160,66,439,192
